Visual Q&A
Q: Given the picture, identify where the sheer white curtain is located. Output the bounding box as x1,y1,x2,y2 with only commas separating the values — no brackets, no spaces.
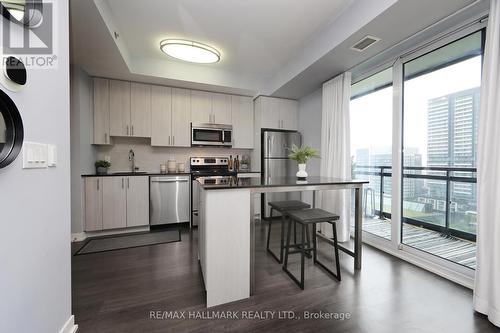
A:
319,72,352,242
474,0,500,327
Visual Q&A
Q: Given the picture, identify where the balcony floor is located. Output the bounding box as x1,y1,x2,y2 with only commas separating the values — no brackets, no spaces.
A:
361,218,476,269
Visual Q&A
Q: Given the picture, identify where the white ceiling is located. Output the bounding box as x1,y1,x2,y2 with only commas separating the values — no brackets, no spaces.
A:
106,0,351,81
70,0,488,98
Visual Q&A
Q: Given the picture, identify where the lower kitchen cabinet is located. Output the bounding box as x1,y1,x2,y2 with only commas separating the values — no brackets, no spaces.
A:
84,176,149,232
126,176,149,227
102,177,127,230
84,177,103,231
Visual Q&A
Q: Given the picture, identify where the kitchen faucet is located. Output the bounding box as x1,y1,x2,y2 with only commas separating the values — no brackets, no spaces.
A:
128,149,137,172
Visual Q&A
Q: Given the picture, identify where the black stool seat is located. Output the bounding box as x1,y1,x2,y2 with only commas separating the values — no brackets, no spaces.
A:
283,208,341,289
287,208,339,224
266,200,311,264
268,200,311,211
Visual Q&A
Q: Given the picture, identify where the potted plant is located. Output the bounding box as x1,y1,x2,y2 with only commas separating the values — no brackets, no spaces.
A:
95,160,111,175
288,144,319,180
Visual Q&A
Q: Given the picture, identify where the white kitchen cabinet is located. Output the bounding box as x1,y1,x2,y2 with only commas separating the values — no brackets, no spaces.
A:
151,85,172,146
126,176,149,227
84,177,103,231
280,99,298,131
231,95,254,149
191,90,232,125
212,93,232,124
85,176,149,232
130,83,152,137
102,177,127,230
93,78,111,145
260,97,281,129
151,86,190,147
256,96,298,130
191,90,212,124
109,80,131,137
171,88,191,147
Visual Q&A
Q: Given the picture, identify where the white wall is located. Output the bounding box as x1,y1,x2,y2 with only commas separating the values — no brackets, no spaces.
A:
298,88,322,176
70,65,96,234
0,2,73,333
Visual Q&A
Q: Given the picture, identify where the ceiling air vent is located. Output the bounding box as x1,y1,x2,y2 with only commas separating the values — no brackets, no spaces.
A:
350,35,381,52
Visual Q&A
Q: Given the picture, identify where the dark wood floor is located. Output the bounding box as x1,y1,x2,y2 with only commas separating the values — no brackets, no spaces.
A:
72,222,499,333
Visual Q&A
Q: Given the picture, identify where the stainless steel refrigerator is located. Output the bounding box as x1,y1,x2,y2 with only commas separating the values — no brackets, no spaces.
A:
261,130,302,219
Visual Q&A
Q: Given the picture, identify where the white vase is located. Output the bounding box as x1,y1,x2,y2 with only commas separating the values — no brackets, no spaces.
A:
296,163,308,179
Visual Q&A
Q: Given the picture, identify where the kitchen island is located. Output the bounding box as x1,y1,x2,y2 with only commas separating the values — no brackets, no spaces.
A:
197,176,368,307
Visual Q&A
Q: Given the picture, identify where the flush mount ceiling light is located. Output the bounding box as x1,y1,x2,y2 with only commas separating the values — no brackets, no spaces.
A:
160,39,220,64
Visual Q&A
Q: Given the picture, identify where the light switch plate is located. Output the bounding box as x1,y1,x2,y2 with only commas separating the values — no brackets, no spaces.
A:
47,144,57,167
23,142,48,169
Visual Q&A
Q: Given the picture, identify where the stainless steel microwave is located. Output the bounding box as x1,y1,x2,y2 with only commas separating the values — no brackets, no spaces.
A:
191,124,233,147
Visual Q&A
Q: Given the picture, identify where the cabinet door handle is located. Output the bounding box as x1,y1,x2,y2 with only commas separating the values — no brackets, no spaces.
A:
126,125,129,136
97,179,99,191
127,178,130,189
132,125,134,136
122,178,124,189
104,133,108,143
173,136,175,146
168,136,171,145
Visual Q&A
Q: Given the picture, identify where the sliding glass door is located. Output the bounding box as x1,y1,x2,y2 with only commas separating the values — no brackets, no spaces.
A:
401,30,483,269
351,68,393,240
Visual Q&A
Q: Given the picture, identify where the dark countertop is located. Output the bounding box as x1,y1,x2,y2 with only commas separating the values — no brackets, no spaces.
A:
198,176,368,190
81,172,191,177
82,171,259,177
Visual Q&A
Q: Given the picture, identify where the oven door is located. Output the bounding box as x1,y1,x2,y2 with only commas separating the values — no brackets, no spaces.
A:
192,127,224,146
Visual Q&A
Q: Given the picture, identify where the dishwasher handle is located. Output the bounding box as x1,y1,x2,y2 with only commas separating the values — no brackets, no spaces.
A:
150,177,190,183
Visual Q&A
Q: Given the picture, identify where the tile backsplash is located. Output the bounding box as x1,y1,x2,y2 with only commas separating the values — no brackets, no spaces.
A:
95,137,253,173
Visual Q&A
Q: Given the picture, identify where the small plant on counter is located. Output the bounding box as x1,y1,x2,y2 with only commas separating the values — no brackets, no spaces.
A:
95,160,111,175
288,145,319,180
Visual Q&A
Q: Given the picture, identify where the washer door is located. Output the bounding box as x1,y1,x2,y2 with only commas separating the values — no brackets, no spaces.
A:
0,89,24,169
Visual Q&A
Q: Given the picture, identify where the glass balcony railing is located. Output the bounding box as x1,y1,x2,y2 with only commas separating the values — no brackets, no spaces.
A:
353,165,477,242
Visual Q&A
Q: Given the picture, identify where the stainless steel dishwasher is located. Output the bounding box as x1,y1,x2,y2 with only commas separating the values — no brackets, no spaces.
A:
150,175,190,225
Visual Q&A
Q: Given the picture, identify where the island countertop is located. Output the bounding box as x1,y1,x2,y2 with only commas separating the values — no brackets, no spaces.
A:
198,176,369,190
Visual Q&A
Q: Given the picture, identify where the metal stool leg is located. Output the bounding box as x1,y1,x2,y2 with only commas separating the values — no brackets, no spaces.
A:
283,218,293,270
314,221,341,281
280,213,286,262
300,224,306,289
266,208,282,263
283,219,306,289
332,222,341,281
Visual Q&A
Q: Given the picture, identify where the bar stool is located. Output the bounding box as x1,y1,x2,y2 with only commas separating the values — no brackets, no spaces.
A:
283,208,341,290
266,200,310,263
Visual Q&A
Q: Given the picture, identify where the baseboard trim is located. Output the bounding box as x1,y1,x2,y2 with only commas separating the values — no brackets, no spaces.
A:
72,226,151,242
71,233,86,242
59,315,78,333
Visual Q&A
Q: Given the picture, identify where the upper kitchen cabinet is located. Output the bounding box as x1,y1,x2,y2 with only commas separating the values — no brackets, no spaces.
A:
280,98,298,131
171,88,191,147
212,93,231,124
191,90,232,125
255,96,298,131
93,78,111,145
109,80,131,136
108,79,152,138
151,87,190,147
191,90,212,124
151,85,172,146
231,95,254,149
130,83,152,137
259,97,281,129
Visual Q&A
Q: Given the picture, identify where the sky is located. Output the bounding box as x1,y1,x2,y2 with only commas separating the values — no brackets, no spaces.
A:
350,56,482,166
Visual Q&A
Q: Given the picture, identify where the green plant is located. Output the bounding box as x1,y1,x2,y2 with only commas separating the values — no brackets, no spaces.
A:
95,160,111,168
288,144,319,164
